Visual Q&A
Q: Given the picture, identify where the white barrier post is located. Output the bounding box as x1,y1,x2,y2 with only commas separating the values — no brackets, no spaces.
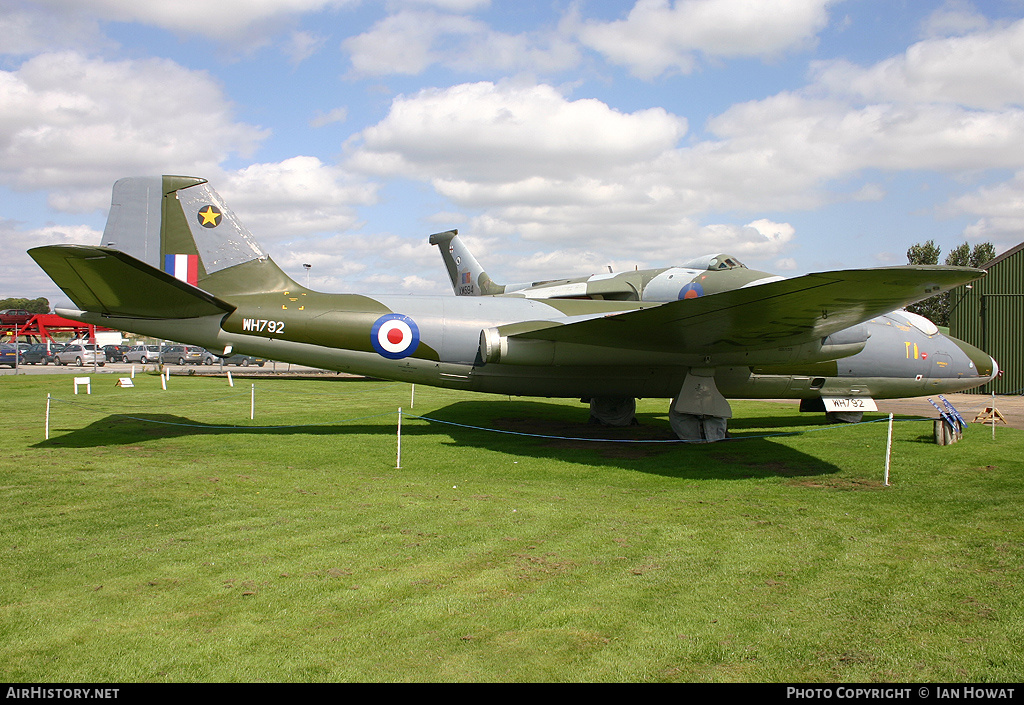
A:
45,393,50,440
131,365,135,379
250,384,255,420
396,407,402,469
411,384,415,409
227,370,234,387
992,391,996,441
884,412,894,486
160,372,166,391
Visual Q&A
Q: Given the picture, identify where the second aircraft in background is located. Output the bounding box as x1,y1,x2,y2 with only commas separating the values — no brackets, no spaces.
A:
429,229,996,433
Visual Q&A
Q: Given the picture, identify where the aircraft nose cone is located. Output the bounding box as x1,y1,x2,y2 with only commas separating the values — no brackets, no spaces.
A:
951,337,997,380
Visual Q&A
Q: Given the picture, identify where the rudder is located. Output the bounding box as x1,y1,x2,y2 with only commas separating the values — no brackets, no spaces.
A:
428,229,504,296
100,175,296,297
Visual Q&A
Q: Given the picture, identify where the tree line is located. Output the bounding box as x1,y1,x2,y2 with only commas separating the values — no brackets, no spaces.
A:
0,297,50,313
905,240,995,327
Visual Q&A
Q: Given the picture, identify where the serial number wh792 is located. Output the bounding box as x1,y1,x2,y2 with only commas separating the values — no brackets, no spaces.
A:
241,318,285,334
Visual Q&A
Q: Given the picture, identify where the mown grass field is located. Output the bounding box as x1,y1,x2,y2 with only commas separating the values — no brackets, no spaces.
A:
1,372,1021,682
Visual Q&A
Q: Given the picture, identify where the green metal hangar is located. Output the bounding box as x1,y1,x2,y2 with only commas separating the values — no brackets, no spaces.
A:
949,241,1024,394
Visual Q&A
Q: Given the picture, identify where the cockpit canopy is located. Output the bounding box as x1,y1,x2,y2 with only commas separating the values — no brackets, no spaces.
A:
678,253,748,271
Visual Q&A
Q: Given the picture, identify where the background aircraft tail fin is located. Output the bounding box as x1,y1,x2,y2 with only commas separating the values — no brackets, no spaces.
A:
428,229,505,296
99,175,297,297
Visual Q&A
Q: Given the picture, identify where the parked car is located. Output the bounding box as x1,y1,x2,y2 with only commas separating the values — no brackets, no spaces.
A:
122,345,162,363
0,309,34,326
220,353,266,367
22,343,65,365
159,345,207,365
53,344,105,367
103,344,129,362
0,343,22,367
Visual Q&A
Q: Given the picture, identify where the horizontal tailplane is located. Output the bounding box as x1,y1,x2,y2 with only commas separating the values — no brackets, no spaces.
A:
28,245,234,319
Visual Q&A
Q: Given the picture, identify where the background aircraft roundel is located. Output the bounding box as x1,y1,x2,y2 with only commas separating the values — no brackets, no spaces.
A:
678,282,703,299
371,313,420,359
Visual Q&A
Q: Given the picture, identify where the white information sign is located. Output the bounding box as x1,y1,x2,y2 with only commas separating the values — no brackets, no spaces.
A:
822,396,877,412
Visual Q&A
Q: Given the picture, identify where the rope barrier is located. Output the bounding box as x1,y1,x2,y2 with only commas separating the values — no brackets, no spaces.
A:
402,411,930,444
47,386,943,443
47,395,394,430
44,372,1001,456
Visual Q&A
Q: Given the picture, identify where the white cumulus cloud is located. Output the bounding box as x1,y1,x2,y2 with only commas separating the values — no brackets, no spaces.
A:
343,9,579,77
20,0,353,39
0,52,267,212
349,81,687,183
220,156,379,241
578,0,836,79
812,17,1024,110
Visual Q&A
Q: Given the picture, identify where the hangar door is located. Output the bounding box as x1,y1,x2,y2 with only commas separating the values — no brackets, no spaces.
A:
983,294,1024,394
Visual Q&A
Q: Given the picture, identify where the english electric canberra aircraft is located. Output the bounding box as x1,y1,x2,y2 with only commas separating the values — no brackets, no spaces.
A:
29,176,997,441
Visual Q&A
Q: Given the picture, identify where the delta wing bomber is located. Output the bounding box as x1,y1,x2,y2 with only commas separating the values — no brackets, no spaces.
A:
430,230,999,436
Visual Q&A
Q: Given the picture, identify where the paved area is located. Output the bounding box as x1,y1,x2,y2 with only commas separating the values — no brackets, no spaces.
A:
873,392,1022,431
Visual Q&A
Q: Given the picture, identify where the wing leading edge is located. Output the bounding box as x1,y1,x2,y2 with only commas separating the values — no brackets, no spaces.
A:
505,266,983,355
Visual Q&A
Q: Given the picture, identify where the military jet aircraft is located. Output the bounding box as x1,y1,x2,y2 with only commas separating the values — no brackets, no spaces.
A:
29,176,996,442
429,229,999,433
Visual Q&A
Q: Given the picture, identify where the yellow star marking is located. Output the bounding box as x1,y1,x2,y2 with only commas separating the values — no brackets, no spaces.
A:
198,206,221,227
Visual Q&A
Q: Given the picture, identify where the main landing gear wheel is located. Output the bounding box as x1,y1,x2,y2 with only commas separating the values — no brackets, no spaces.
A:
587,397,637,426
669,368,732,442
826,411,863,424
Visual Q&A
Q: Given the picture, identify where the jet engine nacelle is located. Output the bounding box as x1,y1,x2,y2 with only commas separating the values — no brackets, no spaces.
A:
479,323,869,367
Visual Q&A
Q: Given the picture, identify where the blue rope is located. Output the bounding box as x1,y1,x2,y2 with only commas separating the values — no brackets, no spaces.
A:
402,412,923,444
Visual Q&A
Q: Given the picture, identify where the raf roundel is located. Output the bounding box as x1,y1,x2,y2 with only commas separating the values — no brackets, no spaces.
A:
371,314,420,359
678,282,704,300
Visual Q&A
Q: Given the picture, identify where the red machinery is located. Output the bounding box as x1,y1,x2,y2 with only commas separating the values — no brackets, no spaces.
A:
2,313,115,345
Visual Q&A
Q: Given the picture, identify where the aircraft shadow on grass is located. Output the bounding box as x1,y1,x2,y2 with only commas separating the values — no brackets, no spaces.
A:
35,399,848,479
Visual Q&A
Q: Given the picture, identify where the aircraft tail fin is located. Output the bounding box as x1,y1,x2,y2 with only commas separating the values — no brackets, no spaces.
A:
99,175,297,298
428,229,504,296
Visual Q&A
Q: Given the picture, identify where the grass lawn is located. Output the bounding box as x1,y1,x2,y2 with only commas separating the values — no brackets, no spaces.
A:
1,372,1021,682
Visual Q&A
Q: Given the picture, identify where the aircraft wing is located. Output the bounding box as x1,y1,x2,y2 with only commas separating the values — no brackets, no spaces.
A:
28,245,235,319
508,266,982,354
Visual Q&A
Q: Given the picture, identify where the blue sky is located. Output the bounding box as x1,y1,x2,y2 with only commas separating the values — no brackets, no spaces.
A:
3,0,1024,306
